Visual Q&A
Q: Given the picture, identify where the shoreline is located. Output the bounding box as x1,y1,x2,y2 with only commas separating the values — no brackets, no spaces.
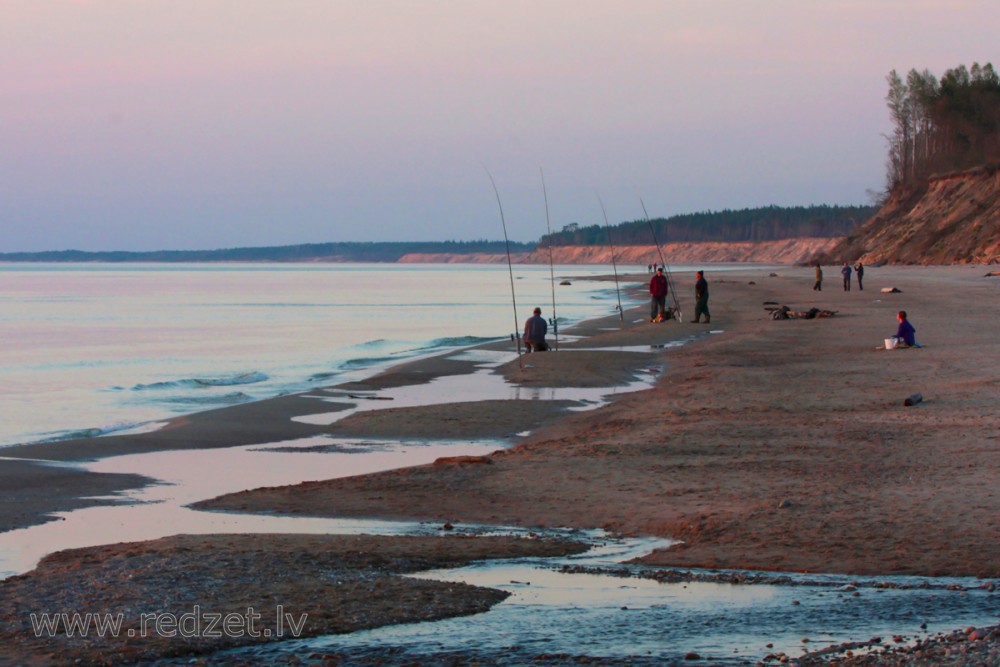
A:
196,264,1000,579
0,268,676,534
6,263,1000,576
2,264,999,665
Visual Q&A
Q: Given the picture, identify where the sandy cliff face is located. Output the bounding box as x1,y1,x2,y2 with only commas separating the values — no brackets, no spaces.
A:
820,166,1000,265
399,238,838,265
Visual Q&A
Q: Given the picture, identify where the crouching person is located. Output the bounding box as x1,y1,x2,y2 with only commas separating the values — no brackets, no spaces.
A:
890,310,919,348
524,306,549,352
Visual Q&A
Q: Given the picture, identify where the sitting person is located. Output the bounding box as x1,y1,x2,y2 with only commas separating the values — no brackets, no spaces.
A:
891,310,918,347
523,306,549,352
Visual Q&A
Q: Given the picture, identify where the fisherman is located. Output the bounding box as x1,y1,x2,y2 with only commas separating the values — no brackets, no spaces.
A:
841,262,852,291
854,261,865,290
523,307,549,352
649,267,668,321
692,270,710,324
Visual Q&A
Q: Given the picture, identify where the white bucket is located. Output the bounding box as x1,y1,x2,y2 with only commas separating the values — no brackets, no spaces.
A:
885,337,898,350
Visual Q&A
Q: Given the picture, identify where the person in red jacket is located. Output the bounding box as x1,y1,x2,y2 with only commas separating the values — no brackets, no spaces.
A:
649,267,668,321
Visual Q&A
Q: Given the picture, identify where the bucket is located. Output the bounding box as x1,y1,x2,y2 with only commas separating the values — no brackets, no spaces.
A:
885,337,898,350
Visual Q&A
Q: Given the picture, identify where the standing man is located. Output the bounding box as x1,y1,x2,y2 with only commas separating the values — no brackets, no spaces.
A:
854,261,865,290
813,263,823,291
649,267,668,321
841,262,852,291
693,270,710,324
523,307,549,352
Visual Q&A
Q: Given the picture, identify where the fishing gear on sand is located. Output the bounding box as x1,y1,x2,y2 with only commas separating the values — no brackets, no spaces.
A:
483,165,523,367
640,197,682,322
596,193,625,323
540,168,559,351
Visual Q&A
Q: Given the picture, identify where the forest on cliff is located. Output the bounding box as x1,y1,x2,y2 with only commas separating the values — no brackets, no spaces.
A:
885,61,1000,188
539,205,873,248
816,61,1000,265
0,205,874,263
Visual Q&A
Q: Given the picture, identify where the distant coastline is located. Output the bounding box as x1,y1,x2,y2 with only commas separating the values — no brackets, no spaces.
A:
0,239,839,267
0,204,863,265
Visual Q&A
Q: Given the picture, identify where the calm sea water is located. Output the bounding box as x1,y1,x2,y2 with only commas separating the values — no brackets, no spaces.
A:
0,262,633,448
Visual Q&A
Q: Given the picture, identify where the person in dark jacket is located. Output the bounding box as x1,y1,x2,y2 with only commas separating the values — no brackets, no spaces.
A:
893,310,917,347
649,267,668,321
523,307,549,352
692,270,710,323
841,262,852,291
854,262,865,290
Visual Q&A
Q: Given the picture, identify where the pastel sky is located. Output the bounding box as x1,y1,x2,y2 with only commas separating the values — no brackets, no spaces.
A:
2,1,997,252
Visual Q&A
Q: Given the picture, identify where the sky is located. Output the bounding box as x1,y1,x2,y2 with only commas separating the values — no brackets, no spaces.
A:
1,1,998,252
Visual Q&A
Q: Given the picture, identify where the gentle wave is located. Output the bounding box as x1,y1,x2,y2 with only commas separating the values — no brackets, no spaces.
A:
129,371,269,391
32,420,151,444
338,356,399,371
160,392,254,406
423,335,502,349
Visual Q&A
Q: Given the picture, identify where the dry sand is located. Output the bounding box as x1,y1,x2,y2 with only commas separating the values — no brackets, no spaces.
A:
200,265,1000,579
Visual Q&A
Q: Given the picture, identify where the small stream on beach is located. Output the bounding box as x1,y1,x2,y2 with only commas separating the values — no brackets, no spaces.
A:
3,348,998,664
170,529,998,666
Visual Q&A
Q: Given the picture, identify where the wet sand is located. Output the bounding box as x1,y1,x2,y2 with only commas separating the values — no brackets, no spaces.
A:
0,533,586,667
0,459,152,534
2,264,999,665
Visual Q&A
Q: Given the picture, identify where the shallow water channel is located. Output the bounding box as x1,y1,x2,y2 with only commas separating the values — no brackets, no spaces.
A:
177,526,998,666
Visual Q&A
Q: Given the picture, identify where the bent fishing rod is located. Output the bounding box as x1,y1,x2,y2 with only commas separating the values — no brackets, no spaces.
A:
596,193,625,323
540,168,559,351
640,197,682,320
483,165,523,366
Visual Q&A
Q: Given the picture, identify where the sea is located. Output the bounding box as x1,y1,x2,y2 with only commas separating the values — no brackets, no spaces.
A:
0,262,639,448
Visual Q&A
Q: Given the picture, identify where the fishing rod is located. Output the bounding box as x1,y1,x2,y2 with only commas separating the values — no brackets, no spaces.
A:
539,168,559,351
640,197,682,321
483,165,523,366
596,193,625,323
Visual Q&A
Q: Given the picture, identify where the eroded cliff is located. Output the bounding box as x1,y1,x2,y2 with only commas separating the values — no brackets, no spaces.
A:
818,166,1000,265
399,238,838,265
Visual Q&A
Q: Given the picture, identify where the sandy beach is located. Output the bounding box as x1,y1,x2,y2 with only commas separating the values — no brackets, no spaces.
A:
201,264,1000,578
2,264,999,665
